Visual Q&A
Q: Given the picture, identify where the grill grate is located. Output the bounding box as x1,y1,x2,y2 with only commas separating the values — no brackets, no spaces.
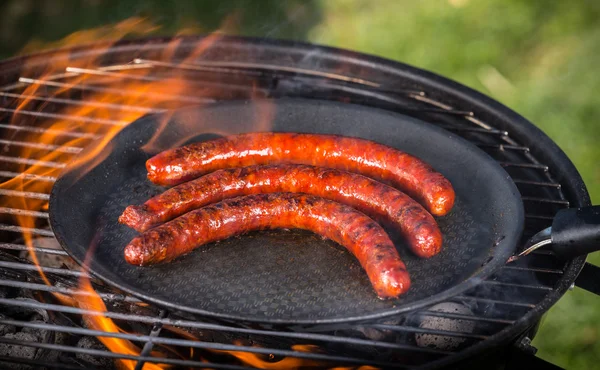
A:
0,38,579,369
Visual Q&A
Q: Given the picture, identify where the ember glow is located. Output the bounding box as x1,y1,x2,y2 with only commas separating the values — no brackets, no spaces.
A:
0,16,375,370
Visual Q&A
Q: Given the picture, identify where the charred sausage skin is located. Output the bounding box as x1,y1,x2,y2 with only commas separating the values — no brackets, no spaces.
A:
145,133,455,217
121,164,443,258
124,193,411,299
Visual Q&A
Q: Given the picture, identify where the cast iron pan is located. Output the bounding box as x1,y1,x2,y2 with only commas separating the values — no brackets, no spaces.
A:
49,98,525,327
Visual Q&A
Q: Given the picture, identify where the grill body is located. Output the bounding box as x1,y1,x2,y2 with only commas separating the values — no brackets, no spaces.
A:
0,36,590,369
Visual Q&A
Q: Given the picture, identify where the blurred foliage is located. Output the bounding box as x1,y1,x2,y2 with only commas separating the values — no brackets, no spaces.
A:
0,0,598,369
0,0,322,58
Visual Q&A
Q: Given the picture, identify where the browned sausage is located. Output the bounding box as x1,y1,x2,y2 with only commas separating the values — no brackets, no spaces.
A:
120,164,443,258
124,193,410,299
145,133,455,217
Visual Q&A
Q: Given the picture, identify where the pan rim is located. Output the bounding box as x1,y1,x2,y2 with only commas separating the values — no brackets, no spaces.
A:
49,97,525,326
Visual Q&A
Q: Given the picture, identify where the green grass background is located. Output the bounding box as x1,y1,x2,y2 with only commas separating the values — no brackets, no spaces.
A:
1,1,597,368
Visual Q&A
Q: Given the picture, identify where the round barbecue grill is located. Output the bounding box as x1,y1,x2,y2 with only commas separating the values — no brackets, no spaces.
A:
0,35,598,370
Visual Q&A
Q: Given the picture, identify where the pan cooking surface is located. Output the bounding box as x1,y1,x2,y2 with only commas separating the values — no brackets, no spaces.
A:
49,98,523,325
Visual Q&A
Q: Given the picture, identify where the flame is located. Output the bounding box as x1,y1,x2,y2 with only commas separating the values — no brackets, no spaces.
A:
214,342,379,369
78,275,167,370
0,15,376,370
0,16,232,370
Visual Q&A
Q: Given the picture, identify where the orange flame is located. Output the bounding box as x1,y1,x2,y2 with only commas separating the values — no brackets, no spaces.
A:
78,275,168,370
0,15,376,370
215,342,379,369
0,16,231,370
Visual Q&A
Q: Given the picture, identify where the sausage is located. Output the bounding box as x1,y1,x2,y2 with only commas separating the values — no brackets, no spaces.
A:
120,164,443,258
124,193,410,299
145,133,455,217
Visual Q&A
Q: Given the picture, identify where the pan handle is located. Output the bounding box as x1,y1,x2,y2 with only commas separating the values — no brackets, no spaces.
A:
551,206,600,260
510,206,600,262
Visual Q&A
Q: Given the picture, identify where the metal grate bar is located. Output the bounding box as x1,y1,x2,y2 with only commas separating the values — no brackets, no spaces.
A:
0,170,56,182
414,107,474,116
0,91,164,114
0,63,155,93
409,94,454,111
0,279,145,304
134,310,166,370
312,80,425,107
0,154,66,168
464,116,494,130
0,224,54,236
528,249,555,256
475,143,530,151
499,162,549,170
368,324,489,340
0,188,50,200
132,58,262,78
100,62,155,72
441,126,508,136
65,66,194,86
521,196,570,205
513,179,561,188
0,105,127,126
319,78,431,97
525,214,555,220
0,242,67,255
0,328,416,369
134,58,382,88
415,311,515,325
0,297,450,355
480,280,554,291
18,77,213,105
403,95,497,130
67,66,173,83
0,356,92,370
0,138,82,153
454,296,536,308
0,262,88,278
0,123,102,139
502,265,564,274
398,107,474,116
0,337,259,370
0,207,48,218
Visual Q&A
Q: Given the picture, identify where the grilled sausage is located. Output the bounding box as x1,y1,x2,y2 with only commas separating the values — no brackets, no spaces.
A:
124,193,410,299
121,164,443,258
145,133,455,217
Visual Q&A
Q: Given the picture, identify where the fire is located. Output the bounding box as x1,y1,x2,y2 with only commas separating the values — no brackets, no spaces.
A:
0,15,377,370
0,16,224,370
215,342,379,370
78,275,168,370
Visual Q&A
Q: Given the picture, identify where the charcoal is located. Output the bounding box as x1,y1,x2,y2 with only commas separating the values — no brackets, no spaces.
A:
357,319,401,341
0,253,26,281
415,302,476,351
19,327,45,341
0,313,16,338
0,360,35,370
0,332,38,360
0,324,16,336
75,336,114,369
21,321,50,344
2,298,49,322
31,331,69,368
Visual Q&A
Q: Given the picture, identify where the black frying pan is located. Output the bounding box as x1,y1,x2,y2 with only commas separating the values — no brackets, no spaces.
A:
48,98,600,327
